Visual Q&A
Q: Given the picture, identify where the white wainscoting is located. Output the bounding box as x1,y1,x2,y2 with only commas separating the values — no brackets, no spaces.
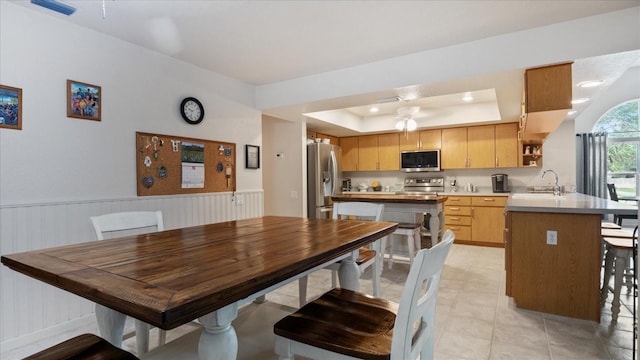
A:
0,190,263,349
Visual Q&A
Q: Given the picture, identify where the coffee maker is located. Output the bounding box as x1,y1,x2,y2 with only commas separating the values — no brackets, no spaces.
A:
491,173,509,193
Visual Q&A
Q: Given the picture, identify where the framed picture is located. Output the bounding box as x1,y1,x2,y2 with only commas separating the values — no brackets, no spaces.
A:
67,79,101,121
0,84,22,130
245,144,260,169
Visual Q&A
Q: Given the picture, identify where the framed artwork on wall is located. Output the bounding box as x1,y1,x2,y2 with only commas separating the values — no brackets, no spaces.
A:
0,84,22,130
245,144,260,169
67,79,101,121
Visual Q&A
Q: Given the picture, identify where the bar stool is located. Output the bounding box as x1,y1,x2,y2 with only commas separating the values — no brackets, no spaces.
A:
387,223,421,269
600,227,637,322
601,221,622,230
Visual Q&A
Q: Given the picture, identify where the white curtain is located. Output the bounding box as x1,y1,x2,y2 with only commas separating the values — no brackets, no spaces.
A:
576,132,608,197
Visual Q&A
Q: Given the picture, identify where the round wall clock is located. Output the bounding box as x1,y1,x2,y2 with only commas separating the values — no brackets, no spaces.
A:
180,97,204,124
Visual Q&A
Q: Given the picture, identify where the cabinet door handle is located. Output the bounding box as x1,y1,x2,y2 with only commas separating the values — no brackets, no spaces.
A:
450,217,461,220
483,198,495,202
496,157,499,167
450,227,460,231
449,207,460,211
449,198,460,202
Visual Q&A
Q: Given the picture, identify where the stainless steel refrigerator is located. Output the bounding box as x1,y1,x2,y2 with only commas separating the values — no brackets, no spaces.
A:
307,142,342,219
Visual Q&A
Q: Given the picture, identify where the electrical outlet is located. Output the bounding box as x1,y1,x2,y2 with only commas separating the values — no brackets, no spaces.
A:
546,230,557,245
235,194,245,206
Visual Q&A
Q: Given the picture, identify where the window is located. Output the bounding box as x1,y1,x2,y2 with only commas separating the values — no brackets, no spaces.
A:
592,99,639,200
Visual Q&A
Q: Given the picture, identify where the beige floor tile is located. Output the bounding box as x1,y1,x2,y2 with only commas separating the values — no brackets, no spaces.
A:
489,341,552,360
436,332,492,360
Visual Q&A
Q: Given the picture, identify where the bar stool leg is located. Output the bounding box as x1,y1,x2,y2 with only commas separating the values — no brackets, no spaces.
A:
611,251,629,321
600,246,615,308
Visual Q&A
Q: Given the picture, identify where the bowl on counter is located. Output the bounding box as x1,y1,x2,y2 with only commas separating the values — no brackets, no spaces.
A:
372,185,382,191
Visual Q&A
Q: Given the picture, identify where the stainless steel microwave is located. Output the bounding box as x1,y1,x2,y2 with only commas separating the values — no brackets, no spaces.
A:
400,149,441,172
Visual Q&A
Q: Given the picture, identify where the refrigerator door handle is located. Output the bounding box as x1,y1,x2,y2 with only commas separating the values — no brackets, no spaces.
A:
329,149,339,195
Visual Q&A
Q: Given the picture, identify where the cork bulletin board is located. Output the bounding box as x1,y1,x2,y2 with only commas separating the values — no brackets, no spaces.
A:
136,131,236,196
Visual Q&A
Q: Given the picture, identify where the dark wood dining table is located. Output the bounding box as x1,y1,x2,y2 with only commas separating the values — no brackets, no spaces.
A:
1,216,397,360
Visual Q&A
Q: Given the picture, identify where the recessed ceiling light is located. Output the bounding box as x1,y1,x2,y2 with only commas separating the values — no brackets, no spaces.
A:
577,80,604,88
568,110,577,115
462,93,474,102
571,98,589,105
369,107,379,113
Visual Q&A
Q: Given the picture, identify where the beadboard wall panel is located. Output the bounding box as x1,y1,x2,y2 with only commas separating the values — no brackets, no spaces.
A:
0,190,263,347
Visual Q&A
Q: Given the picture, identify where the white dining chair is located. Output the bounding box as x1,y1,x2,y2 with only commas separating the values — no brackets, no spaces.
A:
298,202,385,307
90,211,165,355
275,229,455,360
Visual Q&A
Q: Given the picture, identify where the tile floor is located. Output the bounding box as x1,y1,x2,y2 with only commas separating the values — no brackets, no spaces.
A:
2,243,636,360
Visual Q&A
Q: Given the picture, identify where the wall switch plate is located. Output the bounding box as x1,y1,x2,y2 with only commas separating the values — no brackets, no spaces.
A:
546,230,557,245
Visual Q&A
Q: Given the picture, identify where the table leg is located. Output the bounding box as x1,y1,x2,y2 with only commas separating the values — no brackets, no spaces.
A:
338,249,360,291
95,304,126,348
427,206,443,243
198,303,239,360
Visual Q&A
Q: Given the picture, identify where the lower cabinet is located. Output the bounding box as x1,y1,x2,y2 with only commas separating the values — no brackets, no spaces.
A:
445,195,506,247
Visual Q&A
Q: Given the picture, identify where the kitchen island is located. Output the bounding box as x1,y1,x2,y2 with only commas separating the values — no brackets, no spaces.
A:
505,192,637,322
331,193,447,242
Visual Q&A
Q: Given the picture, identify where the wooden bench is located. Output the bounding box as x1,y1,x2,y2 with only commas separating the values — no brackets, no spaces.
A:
24,333,139,360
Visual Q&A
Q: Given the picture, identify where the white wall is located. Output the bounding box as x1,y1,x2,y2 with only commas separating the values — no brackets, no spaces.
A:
262,116,306,217
0,1,262,205
0,2,265,347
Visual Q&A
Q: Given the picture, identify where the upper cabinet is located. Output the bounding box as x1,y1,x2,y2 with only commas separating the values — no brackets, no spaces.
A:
359,134,399,171
441,127,468,169
495,123,518,168
341,134,399,171
521,62,573,139
399,129,442,151
340,136,359,171
442,124,519,169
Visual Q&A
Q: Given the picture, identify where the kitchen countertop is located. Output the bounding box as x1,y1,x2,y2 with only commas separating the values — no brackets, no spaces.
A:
332,193,447,204
506,192,637,215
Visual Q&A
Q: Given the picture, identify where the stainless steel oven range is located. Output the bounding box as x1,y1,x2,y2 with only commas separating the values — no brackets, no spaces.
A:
398,177,445,195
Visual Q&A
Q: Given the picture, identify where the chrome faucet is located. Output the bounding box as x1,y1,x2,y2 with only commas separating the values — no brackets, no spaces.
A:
542,169,561,196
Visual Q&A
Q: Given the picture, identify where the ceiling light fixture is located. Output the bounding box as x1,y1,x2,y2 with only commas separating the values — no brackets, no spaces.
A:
462,93,474,102
395,106,419,133
30,0,76,15
369,106,379,113
577,80,604,88
571,98,589,105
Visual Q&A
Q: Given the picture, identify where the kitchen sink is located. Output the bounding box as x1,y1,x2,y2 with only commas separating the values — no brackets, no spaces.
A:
511,193,566,200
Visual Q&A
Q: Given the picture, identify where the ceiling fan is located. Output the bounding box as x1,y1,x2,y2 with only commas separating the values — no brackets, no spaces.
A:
394,106,420,132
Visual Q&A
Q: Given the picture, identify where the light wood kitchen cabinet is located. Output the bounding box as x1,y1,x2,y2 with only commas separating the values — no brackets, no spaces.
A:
521,62,573,139
445,196,506,247
442,124,519,169
377,133,400,170
467,125,495,168
399,129,442,151
340,136,359,171
444,196,471,241
358,135,378,171
356,134,399,171
470,196,507,245
441,128,468,169
495,123,518,168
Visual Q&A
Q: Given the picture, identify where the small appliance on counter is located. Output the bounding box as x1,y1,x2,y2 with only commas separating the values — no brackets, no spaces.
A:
341,178,351,192
491,173,509,193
